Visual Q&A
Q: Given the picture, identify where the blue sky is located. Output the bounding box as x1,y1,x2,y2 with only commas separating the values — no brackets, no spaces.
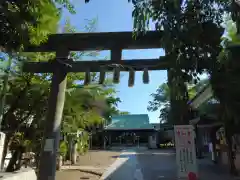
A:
61,0,167,123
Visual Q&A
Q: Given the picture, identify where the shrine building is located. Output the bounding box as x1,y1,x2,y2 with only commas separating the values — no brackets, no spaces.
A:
102,114,158,148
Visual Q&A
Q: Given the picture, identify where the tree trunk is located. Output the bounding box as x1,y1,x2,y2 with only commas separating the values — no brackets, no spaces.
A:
56,155,63,170
15,150,23,170
6,151,17,172
67,136,73,162
1,133,11,169
6,146,24,172
167,70,179,124
35,150,41,169
210,127,218,163
225,126,238,175
167,70,190,125
195,125,203,159
71,142,77,165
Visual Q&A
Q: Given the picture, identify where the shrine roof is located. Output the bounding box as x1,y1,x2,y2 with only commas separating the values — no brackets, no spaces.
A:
104,114,154,130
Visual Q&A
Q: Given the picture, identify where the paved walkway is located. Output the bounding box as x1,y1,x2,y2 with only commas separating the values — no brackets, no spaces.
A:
100,147,237,180
198,158,235,180
137,149,176,180
100,147,175,180
100,149,143,180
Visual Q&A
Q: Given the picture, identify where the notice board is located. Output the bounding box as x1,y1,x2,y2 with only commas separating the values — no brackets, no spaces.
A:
174,125,198,178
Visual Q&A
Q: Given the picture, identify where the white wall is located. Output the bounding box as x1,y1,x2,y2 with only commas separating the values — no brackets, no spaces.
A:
148,134,157,149
0,168,37,180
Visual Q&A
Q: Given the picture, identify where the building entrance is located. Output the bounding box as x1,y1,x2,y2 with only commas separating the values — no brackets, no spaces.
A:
118,132,139,146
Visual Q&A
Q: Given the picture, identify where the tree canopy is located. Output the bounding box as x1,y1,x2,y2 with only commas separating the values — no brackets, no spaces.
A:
130,0,240,173
0,2,128,171
130,0,229,125
2,0,240,173
147,79,211,124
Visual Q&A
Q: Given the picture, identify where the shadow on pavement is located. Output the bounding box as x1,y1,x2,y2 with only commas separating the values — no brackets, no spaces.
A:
100,152,138,180
197,158,235,180
101,148,236,180
101,148,177,180
136,149,177,180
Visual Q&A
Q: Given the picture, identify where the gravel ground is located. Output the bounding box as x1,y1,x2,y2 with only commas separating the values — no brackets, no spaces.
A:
56,150,121,180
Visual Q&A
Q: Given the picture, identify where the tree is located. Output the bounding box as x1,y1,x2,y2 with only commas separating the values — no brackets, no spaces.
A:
209,13,240,175
131,0,227,125
0,0,76,52
148,79,210,124
132,0,240,174
2,55,124,170
0,1,76,169
0,15,126,170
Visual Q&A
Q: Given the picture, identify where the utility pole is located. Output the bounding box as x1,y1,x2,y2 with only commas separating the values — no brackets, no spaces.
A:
37,50,69,180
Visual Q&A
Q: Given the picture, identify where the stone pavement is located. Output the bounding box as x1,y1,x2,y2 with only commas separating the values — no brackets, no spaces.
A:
136,148,177,180
100,147,175,180
100,147,238,180
197,158,235,180
100,149,143,180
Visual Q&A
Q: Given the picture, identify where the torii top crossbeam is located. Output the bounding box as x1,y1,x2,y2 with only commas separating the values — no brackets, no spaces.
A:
23,31,173,73
24,31,163,52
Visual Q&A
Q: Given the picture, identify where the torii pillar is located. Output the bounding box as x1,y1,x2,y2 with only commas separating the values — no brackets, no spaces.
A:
37,49,70,180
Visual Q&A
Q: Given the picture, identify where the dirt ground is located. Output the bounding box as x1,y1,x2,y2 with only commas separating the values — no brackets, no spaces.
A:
56,149,121,180
56,170,100,180
76,150,121,167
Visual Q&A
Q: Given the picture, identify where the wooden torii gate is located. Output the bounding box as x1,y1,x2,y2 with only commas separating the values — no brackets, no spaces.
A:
22,31,177,180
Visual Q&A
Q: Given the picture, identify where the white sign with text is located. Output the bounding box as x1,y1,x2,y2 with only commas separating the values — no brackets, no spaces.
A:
174,125,198,178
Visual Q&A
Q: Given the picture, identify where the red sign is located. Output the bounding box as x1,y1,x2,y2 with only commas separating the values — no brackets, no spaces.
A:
188,172,197,180
177,131,180,136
